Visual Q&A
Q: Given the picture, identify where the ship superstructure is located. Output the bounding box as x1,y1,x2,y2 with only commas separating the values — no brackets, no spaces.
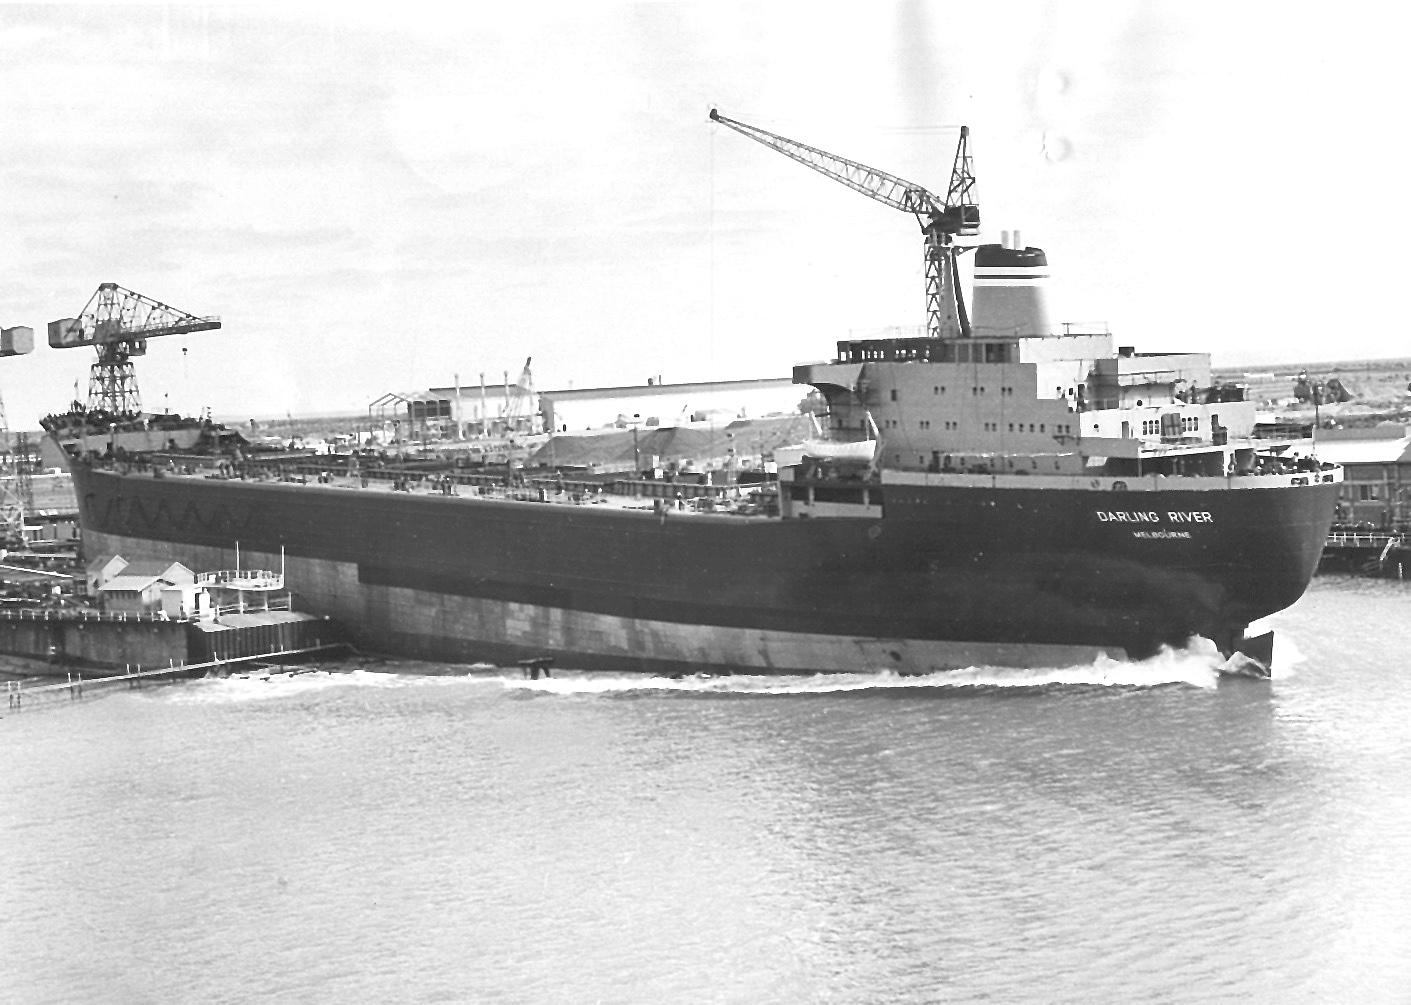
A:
797,235,1264,488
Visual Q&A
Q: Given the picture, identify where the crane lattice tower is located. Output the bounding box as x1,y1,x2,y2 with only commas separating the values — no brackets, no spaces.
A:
0,323,36,545
48,283,221,416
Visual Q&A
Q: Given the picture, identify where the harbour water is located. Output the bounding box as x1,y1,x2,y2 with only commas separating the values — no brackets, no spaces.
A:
3,576,1409,1003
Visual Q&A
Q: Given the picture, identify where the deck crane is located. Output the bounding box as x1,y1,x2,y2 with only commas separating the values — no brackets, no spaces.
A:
48,283,221,416
501,356,535,431
709,108,979,339
0,322,34,545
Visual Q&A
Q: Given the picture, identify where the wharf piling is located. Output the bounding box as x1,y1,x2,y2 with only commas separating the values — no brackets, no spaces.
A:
4,642,353,710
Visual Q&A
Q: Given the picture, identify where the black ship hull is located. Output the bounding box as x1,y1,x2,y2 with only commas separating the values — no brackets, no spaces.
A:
69,463,1337,674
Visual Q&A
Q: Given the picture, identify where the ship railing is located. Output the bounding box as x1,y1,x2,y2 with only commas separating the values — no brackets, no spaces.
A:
0,607,177,624
197,570,284,590
0,593,295,624
1325,531,1407,549
235,458,758,504
210,595,293,616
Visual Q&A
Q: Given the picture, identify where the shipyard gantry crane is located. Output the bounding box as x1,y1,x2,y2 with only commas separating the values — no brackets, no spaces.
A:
502,356,534,427
48,284,221,416
709,108,980,339
0,322,35,544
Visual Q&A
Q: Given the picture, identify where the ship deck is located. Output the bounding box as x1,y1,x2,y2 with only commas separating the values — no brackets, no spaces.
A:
80,447,1346,533
141,461,781,519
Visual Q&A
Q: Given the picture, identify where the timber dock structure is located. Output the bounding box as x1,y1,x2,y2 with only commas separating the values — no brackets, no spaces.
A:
1320,529,1411,578
0,603,347,673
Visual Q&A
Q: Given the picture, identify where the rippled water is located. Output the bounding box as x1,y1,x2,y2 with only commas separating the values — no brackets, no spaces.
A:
3,576,1410,1003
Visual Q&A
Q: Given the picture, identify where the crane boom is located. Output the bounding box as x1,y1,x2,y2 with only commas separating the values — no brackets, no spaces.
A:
49,283,221,349
709,108,979,339
709,108,945,222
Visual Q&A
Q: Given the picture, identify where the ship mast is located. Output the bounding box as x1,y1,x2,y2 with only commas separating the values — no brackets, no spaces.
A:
709,109,980,339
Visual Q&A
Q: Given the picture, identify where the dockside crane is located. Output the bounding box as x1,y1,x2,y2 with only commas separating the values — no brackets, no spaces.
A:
0,322,34,544
709,108,979,339
501,356,535,432
48,283,221,416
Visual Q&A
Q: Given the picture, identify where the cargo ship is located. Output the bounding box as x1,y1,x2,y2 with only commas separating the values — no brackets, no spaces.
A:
43,117,1341,676
46,232,1339,675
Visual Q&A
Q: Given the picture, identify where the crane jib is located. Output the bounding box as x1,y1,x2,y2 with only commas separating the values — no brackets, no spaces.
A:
709,109,949,218
710,108,980,340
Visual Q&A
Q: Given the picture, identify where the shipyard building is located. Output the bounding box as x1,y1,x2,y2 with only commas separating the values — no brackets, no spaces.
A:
391,376,804,440
537,378,803,432
1312,426,1411,528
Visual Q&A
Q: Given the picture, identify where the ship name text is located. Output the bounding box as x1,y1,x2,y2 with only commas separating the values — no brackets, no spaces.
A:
1096,510,1214,524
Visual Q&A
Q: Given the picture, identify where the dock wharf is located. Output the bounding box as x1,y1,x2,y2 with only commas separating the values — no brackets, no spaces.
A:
0,603,347,672
4,642,352,710
1320,530,1411,578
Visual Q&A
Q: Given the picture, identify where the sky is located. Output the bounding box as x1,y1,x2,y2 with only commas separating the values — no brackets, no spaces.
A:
1,2,1408,429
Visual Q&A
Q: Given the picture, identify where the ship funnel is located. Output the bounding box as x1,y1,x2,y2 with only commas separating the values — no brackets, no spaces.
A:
970,241,1053,337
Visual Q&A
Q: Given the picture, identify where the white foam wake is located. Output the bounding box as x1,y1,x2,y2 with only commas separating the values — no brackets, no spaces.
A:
155,637,1239,704
161,666,421,703
501,640,1226,696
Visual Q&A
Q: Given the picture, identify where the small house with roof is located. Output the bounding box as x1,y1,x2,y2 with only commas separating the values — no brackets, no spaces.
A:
87,555,196,614
85,555,127,597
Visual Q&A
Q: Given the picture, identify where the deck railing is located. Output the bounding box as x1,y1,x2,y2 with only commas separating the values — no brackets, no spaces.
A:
1325,531,1408,549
